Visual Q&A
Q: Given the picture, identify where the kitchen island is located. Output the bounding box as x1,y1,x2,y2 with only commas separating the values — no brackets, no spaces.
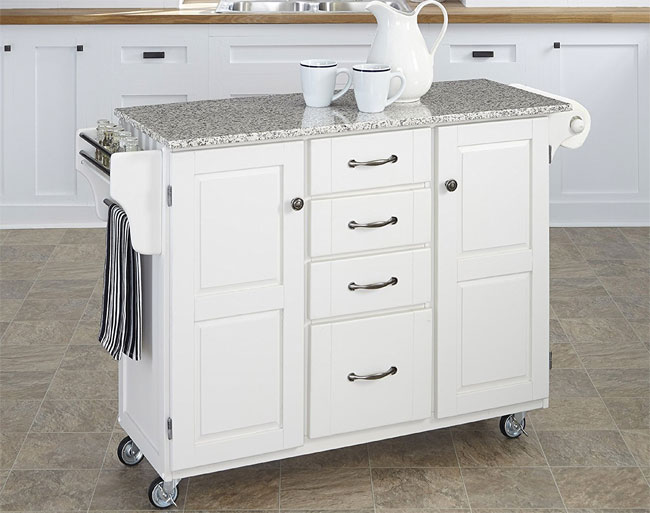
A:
75,79,589,508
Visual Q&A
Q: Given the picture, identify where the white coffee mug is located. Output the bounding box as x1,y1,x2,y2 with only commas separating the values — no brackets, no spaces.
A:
352,64,406,113
300,59,352,108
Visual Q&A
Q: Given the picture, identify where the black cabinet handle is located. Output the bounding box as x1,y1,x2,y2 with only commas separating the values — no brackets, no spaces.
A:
554,42,561,49
143,51,165,59
472,50,494,58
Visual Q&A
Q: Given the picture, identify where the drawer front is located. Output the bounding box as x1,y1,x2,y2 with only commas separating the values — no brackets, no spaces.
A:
309,129,431,195
309,249,431,320
111,28,209,109
310,189,431,257
435,41,525,85
309,310,432,438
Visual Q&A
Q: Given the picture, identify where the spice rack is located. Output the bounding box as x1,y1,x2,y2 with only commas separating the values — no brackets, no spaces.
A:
78,132,112,176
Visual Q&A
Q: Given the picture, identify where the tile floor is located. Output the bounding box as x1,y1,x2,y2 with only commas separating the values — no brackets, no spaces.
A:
0,226,648,511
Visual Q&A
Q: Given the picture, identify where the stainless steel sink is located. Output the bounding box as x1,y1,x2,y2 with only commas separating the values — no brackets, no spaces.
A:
215,0,410,13
230,1,311,11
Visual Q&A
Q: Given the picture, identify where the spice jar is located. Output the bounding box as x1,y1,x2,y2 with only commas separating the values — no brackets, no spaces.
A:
124,137,139,152
115,131,131,153
102,125,119,165
95,119,110,161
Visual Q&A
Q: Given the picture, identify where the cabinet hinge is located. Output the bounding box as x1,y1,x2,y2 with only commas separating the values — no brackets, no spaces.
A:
167,185,173,207
548,145,552,164
549,351,553,370
167,417,173,440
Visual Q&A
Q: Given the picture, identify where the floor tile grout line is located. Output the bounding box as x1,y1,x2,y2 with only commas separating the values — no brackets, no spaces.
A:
531,418,570,513
367,444,376,513
278,459,282,513
450,430,472,512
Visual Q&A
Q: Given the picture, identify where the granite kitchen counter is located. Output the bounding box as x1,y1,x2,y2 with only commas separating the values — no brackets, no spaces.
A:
114,79,570,150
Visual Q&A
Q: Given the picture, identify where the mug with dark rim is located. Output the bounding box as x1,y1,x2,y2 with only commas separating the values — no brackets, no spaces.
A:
300,59,352,108
352,63,406,113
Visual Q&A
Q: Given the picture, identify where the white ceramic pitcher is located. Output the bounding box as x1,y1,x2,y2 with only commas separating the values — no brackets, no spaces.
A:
366,0,448,103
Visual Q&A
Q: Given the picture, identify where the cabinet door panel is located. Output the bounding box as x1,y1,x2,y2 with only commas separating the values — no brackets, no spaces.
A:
198,167,281,291
461,142,530,252
436,119,549,419
198,311,281,437
459,273,530,388
170,142,304,471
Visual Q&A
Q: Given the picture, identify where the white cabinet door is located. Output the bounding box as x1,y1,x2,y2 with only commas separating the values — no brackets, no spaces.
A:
544,26,650,225
436,119,549,418
169,142,304,471
0,26,111,227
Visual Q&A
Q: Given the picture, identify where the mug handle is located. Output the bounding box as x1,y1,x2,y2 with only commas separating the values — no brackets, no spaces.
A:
332,68,352,102
385,70,406,107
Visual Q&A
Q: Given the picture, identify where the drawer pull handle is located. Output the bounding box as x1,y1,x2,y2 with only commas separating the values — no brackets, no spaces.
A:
348,154,398,168
472,50,494,58
143,51,166,59
348,216,398,230
348,366,397,382
348,276,398,291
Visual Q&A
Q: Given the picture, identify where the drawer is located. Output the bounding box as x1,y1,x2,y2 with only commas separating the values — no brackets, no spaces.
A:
110,28,209,108
310,189,431,257
309,248,431,320
435,42,525,84
309,310,432,438
309,129,431,195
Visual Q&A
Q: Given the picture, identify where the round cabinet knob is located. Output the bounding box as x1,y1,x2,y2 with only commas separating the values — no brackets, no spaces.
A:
445,179,458,192
570,116,585,134
291,197,304,211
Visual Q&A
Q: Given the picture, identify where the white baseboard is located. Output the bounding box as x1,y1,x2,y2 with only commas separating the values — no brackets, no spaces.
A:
0,205,105,229
550,201,650,227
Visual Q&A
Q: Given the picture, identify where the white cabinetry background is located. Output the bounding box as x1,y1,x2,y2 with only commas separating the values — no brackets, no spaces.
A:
0,23,648,227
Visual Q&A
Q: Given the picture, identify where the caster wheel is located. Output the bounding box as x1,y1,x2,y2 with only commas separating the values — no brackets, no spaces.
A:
148,478,178,509
499,414,526,439
117,436,144,466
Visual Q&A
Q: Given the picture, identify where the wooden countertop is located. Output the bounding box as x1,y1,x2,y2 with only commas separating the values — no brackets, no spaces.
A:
1,0,648,24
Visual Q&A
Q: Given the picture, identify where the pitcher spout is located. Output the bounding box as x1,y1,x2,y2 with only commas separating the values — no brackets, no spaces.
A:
366,0,397,23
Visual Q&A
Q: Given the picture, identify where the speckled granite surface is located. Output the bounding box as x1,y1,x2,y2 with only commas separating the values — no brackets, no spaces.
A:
115,79,570,150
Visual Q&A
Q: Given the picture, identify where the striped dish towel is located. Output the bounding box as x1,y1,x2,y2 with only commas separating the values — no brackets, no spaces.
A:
99,203,142,361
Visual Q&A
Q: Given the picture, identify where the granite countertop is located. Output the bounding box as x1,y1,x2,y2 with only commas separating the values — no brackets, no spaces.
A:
115,79,571,150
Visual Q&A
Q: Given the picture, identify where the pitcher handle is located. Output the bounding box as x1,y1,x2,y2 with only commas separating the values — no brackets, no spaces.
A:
385,70,406,107
413,0,448,58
